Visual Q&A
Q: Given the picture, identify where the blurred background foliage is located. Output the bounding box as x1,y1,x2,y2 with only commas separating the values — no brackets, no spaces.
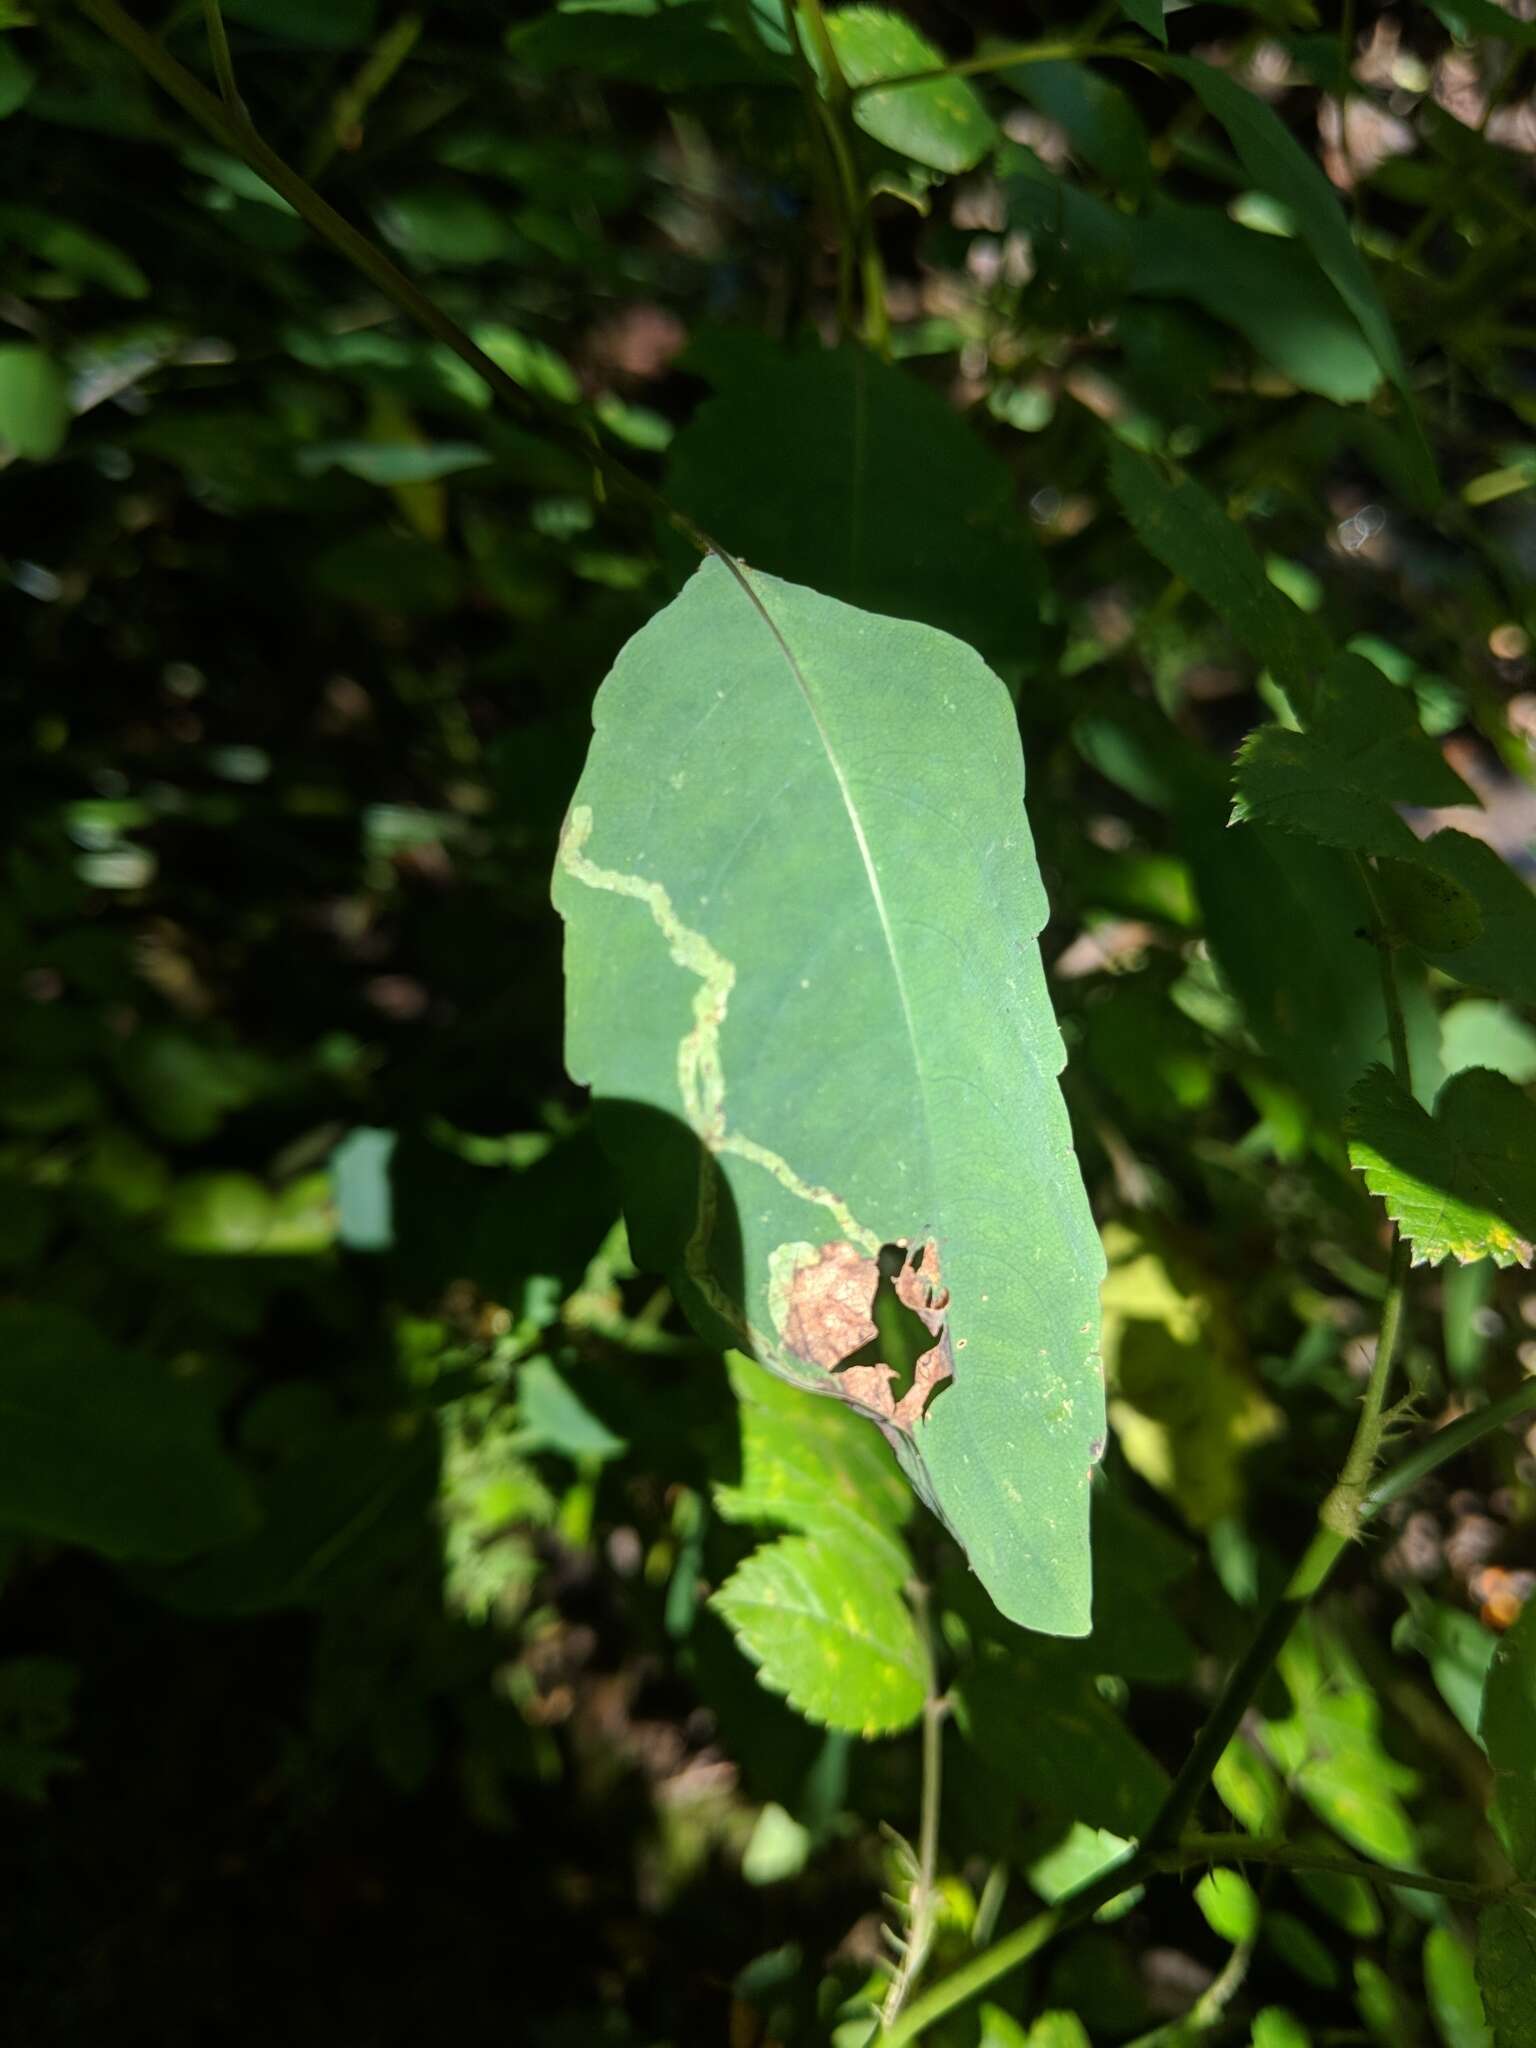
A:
4,0,1536,2042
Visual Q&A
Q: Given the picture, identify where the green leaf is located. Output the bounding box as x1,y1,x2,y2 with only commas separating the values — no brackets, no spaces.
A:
1347,1064,1536,1269
0,343,68,460
0,206,149,297
554,560,1104,1635
712,1533,927,1735
1373,855,1484,953
817,8,997,174
1128,202,1382,404
999,58,1150,194
1426,1924,1493,2048
1442,1002,1536,1087
221,0,378,49
0,1305,256,1561
517,1357,627,1462
1476,1903,1536,2048
666,333,1045,664
715,1351,912,1577
296,439,491,485
1482,1598,1536,1878
148,1421,436,1614
954,1645,1171,1836
1161,56,1427,489
0,35,35,120
1252,2014,1312,2048
1027,2016,1093,2048
1396,1600,1498,1741
1232,655,1473,857
1116,0,1167,44
510,2,789,88
1430,0,1536,48
1418,833,1536,1008
1196,1868,1261,1943
1108,445,1332,699
1216,1735,1285,1835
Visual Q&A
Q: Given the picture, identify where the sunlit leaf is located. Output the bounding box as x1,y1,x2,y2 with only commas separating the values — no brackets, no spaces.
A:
1347,1065,1536,1268
555,559,1104,1634
816,8,997,174
1232,654,1473,857
1426,1924,1493,2048
0,342,68,460
713,1533,927,1735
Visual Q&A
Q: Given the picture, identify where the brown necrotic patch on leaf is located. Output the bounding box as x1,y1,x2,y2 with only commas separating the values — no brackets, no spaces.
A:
775,1238,952,1435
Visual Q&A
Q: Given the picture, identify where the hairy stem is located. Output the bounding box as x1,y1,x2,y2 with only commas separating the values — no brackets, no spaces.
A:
885,932,1422,2043
880,1584,946,2029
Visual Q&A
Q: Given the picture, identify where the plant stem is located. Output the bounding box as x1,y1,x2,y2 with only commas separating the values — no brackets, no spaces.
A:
73,0,713,557
1364,1377,1536,1517
1164,1833,1536,1907
847,39,1160,98
880,1584,946,2029
885,936,1422,2043
795,0,888,349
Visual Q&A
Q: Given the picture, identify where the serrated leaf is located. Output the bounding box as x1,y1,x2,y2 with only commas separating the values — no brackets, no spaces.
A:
715,1350,911,1577
1108,445,1332,699
712,1533,926,1735
1347,1065,1536,1268
1161,56,1428,491
554,559,1104,1634
817,8,997,173
0,1305,256,1561
1419,832,1536,1007
1482,1598,1536,1879
1232,654,1473,856
667,333,1044,664
1476,1903,1536,2048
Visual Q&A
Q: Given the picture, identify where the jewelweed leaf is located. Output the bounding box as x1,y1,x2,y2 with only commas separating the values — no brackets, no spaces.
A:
554,558,1105,1634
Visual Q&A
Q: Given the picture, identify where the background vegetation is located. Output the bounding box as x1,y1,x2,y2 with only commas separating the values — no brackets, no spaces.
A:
6,1,1536,2043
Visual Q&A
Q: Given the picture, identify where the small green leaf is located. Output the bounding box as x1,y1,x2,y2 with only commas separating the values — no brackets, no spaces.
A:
741,1801,813,1884
819,8,997,174
221,0,378,48
0,343,69,460
1396,1600,1498,1741
0,206,148,297
1116,0,1167,44
1347,1064,1536,1269
1373,856,1485,952
0,35,36,120
712,1533,927,1736
0,1305,256,1561
1476,1903,1536,2048
517,1357,626,1462
1162,56,1427,490
1215,1734,1285,1834
1108,444,1332,698
1481,1599,1536,1879
1418,832,1536,1008
1425,1924,1493,2048
715,1351,912,1577
1252,2013,1312,2048
1129,201,1382,404
1231,655,1472,858
1195,1868,1260,1944
1027,2015,1093,2048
